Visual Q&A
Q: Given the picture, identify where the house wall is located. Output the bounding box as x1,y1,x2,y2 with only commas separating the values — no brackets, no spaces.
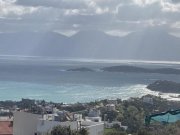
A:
82,121,104,135
13,112,104,135
13,112,39,135
37,120,78,134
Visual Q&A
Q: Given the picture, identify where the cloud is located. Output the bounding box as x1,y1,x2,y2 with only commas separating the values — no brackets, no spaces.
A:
172,0,180,4
15,0,87,9
171,21,180,29
0,0,38,17
64,9,80,16
0,0,179,34
53,30,78,36
117,2,161,21
105,30,132,37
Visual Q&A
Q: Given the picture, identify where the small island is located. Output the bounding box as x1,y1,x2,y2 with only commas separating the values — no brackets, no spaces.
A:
102,65,149,73
67,67,94,72
67,65,180,75
147,80,180,93
101,65,180,75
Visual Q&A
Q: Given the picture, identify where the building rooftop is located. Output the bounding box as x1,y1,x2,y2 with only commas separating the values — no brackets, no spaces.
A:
0,121,13,135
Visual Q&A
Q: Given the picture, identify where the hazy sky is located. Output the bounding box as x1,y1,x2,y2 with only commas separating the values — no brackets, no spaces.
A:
0,0,180,36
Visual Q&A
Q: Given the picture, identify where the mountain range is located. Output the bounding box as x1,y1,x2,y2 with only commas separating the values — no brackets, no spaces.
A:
0,29,180,61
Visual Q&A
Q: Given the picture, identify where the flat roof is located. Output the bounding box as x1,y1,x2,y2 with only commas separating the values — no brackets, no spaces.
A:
0,121,13,135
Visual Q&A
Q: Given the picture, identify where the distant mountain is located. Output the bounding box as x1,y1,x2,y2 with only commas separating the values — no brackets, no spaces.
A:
0,32,68,56
0,29,180,61
122,29,180,61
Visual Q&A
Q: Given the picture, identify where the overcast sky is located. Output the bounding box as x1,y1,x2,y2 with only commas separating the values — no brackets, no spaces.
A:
0,0,180,36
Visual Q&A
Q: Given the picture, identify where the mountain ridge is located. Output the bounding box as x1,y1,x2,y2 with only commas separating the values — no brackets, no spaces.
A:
0,29,180,60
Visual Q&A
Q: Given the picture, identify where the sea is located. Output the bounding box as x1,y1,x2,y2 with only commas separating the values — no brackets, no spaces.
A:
0,56,180,103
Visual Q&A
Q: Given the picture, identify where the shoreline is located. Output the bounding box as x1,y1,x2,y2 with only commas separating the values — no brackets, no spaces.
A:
0,81,180,103
1,93,180,135
0,91,180,104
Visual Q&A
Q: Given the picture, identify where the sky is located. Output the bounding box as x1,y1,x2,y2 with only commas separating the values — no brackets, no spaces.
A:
0,0,180,36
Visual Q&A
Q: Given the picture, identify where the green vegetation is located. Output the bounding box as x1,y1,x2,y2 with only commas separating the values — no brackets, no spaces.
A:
1,95,180,134
101,95,180,135
51,125,88,135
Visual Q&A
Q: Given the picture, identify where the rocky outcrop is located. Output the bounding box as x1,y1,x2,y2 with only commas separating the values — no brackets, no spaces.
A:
147,80,180,93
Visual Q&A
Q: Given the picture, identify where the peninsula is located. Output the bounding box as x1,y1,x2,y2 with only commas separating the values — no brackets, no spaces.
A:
147,80,180,93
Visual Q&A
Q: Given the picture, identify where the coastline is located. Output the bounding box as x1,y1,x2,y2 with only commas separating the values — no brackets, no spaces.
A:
0,86,180,103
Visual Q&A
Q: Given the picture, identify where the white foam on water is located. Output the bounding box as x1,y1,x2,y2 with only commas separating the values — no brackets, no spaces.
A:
142,87,180,101
0,81,179,103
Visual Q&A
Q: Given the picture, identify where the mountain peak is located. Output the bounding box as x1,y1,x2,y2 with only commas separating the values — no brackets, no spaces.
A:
0,29,180,61
72,30,108,37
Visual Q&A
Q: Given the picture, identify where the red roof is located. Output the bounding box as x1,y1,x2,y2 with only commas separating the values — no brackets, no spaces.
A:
0,121,13,135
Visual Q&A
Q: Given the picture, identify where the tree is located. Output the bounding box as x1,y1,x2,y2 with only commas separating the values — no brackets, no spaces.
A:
51,125,89,135
51,126,76,135
137,129,151,135
79,128,89,135
106,111,118,122
104,130,127,135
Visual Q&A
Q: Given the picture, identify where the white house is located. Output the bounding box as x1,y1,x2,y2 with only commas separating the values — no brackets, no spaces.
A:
13,112,78,135
73,113,83,121
104,121,128,130
81,121,104,135
13,111,104,135
88,109,101,117
37,120,77,135
86,108,102,122
85,116,102,122
13,111,39,135
106,104,115,111
142,97,153,105
107,99,117,105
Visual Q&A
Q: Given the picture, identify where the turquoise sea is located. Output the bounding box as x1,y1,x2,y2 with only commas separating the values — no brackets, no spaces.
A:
0,57,180,103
